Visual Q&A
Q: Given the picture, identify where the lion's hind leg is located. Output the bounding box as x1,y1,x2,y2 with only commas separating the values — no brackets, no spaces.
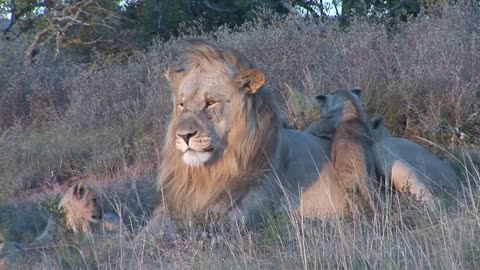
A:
391,160,434,206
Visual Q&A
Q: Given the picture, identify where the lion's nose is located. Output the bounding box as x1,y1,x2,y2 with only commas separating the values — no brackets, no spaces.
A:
177,131,198,144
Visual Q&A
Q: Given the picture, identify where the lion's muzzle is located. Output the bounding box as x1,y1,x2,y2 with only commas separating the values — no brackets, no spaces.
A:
176,130,215,166
177,130,198,145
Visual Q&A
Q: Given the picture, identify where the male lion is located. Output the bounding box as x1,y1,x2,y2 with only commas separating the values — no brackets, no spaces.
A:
151,39,344,229
371,117,460,204
308,89,380,215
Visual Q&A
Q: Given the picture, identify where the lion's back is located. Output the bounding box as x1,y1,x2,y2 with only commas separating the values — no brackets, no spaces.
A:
283,128,331,183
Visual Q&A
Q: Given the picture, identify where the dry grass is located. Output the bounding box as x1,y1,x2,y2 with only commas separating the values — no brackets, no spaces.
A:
3,183,480,269
1,2,480,269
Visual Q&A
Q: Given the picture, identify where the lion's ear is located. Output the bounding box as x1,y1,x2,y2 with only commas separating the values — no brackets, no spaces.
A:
234,69,265,95
351,88,362,98
165,64,185,81
165,63,186,90
371,116,384,130
74,183,87,199
314,95,328,106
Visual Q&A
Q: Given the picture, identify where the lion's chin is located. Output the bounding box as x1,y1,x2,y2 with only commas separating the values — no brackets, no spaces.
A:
182,150,213,167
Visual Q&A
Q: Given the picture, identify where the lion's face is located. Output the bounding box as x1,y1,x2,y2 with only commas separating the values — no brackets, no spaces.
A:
173,69,235,166
168,59,265,167
60,183,102,224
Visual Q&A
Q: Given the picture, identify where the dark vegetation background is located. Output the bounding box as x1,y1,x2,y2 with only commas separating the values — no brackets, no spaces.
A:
1,0,480,268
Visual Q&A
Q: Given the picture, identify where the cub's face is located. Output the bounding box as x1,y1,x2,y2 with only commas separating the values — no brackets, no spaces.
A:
61,184,102,224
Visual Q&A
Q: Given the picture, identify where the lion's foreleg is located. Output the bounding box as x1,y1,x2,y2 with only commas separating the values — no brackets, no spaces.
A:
227,179,279,229
134,206,177,243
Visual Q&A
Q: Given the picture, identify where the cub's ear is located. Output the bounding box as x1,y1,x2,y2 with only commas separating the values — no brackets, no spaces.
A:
314,95,328,106
371,116,384,130
351,88,362,98
73,183,87,199
315,95,327,102
233,69,265,95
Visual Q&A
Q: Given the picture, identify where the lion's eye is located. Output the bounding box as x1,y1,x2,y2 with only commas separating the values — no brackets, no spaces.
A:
177,102,185,109
206,100,216,107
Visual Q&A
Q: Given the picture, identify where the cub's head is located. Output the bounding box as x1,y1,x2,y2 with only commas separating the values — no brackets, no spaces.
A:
314,88,374,137
165,39,266,167
314,88,363,117
59,183,102,225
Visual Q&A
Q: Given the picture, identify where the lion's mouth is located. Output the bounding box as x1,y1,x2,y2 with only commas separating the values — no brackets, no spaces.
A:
184,145,214,153
182,149,214,166
197,146,214,152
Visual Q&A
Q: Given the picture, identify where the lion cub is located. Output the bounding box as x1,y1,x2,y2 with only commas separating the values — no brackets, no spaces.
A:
58,183,103,234
310,89,380,215
35,183,123,244
1,184,123,269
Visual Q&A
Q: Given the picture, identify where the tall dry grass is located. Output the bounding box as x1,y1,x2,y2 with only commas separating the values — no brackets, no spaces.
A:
1,2,480,269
